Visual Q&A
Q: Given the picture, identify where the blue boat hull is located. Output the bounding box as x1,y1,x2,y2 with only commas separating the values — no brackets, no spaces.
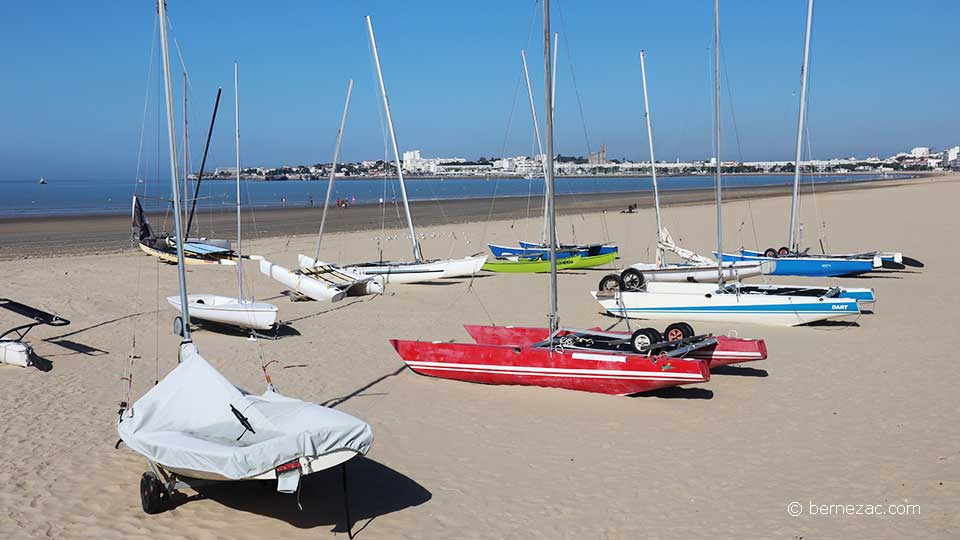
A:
718,251,875,277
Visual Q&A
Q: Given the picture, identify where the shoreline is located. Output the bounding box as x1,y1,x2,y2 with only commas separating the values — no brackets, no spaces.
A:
0,173,949,261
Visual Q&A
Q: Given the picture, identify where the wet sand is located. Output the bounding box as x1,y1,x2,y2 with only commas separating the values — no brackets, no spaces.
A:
0,174,938,260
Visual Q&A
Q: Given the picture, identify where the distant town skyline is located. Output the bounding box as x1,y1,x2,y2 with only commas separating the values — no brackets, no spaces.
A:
1,0,957,181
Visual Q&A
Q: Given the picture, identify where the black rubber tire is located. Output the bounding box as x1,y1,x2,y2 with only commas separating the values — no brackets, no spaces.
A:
763,248,778,258
664,322,695,342
630,327,662,353
778,246,790,256
140,471,167,515
598,274,624,292
620,268,646,291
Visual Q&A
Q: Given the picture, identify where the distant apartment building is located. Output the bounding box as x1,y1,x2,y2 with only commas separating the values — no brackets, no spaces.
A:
910,146,931,157
942,146,960,166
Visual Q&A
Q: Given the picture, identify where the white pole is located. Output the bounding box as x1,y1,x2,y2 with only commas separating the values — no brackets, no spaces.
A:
714,0,724,285
788,0,814,252
638,50,664,267
182,71,189,231
315,79,354,261
365,16,420,262
520,50,549,246
157,0,190,340
544,0,559,332
234,61,243,301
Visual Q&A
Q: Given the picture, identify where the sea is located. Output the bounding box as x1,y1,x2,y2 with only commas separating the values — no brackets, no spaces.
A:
1,173,907,218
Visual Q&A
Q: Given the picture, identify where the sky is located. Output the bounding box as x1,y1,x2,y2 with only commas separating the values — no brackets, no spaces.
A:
0,0,957,181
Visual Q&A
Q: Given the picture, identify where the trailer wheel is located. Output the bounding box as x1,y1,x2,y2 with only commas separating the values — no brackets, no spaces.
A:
664,322,694,342
631,328,662,353
140,471,167,515
778,246,790,256
598,274,624,292
763,248,778,258
620,268,646,291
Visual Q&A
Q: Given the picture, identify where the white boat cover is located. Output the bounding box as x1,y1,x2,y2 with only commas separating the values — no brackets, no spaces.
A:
117,343,373,483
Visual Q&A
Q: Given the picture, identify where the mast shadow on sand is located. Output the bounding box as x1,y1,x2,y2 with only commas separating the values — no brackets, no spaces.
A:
169,457,431,536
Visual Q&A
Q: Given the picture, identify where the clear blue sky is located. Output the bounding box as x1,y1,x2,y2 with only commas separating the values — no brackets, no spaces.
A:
0,0,956,180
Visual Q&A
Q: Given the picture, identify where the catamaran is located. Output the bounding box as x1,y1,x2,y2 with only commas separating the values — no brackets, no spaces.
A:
718,0,903,277
391,1,766,395
0,299,70,367
259,80,385,301
167,63,278,332
120,5,372,524
593,0,861,327
607,50,767,287
485,46,618,270
337,17,486,284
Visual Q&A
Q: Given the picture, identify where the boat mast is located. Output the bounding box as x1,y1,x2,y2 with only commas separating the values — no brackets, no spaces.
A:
234,61,243,301
158,0,190,340
713,0,724,285
182,71,189,231
544,0,559,332
184,88,222,241
366,16,420,262
520,50,549,246
788,0,814,252
314,79,354,261
638,50,664,267
543,32,558,246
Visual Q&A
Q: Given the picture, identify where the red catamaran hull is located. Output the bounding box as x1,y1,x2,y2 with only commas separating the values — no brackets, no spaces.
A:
462,325,767,368
389,338,710,396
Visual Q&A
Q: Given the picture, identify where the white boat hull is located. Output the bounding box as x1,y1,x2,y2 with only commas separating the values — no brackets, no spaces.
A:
259,259,347,302
645,282,876,308
167,294,279,330
592,289,861,327
0,341,31,367
628,261,771,283
295,255,385,296
343,256,486,284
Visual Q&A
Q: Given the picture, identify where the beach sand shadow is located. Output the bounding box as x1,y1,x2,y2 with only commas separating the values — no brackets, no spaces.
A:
189,321,301,340
28,353,53,372
630,386,714,399
48,338,109,356
711,365,768,377
806,320,861,328
187,458,431,535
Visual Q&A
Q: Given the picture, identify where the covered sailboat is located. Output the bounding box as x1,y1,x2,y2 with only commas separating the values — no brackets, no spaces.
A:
121,5,372,519
338,18,486,284
390,4,757,395
593,0,861,327
719,0,903,277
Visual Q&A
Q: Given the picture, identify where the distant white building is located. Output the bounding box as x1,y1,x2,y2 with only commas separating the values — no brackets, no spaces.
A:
910,146,931,157
942,146,959,165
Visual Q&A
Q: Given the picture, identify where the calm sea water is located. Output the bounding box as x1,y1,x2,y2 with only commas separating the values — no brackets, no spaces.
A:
1,174,905,218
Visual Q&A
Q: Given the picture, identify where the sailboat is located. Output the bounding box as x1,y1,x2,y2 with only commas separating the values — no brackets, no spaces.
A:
260,80,385,301
486,46,618,270
120,3,372,519
390,1,765,395
592,0,861,327
607,50,768,287
133,84,236,265
167,62,278,331
718,0,903,277
339,17,486,284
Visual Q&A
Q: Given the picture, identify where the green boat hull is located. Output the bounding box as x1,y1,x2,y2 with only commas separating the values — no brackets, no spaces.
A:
482,251,617,273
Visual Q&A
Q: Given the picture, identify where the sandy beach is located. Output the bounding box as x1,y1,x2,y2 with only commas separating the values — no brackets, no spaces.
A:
0,175,957,539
